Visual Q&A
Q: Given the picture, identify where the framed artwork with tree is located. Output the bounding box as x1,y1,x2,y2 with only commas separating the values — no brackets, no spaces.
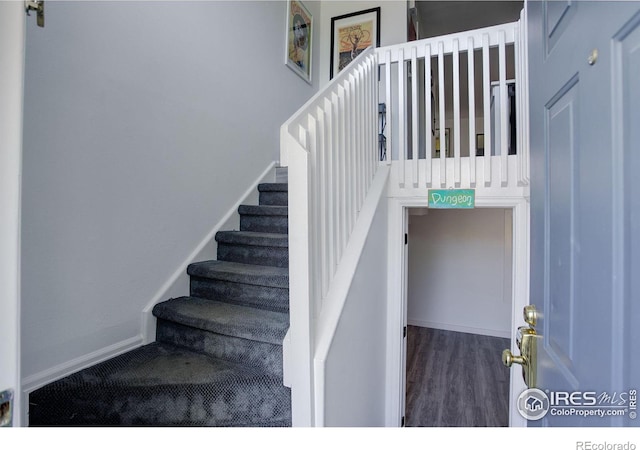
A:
330,7,380,79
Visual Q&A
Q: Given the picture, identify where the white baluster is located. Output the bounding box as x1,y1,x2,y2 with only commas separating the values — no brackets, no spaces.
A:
482,33,492,186
438,41,446,187
499,30,508,186
453,38,461,184
467,36,477,186
398,48,406,188
424,43,432,186
385,50,392,165
411,45,419,187
337,84,347,257
324,97,336,280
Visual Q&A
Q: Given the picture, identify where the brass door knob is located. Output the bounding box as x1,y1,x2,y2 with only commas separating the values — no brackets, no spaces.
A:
523,305,538,327
502,327,537,388
502,349,526,367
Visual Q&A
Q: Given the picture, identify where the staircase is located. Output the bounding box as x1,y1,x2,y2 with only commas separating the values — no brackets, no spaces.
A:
28,181,291,426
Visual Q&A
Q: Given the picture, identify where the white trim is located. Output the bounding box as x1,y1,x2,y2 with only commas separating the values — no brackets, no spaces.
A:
21,335,143,393
140,162,277,343
384,196,406,426
407,319,511,339
0,1,25,427
385,195,529,427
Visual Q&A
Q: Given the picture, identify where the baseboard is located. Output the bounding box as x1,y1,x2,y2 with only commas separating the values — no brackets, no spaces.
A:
141,162,277,343
407,319,511,339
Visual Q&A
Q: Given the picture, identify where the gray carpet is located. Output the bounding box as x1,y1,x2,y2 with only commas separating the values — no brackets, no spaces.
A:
29,181,291,426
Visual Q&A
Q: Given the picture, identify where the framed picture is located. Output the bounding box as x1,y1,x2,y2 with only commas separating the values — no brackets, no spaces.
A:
285,0,313,84
330,7,380,79
476,133,485,156
435,128,451,157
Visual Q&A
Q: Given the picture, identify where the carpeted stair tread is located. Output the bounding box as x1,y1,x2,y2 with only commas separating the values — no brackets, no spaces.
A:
156,319,284,377
216,231,288,268
239,205,288,233
258,183,288,206
215,231,288,248
187,260,288,288
189,277,288,313
153,297,288,345
29,342,290,426
257,183,288,192
238,205,288,216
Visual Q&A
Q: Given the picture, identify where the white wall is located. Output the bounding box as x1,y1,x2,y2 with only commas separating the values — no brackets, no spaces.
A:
323,185,388,426
407,208,512,338
21,0,320,383
318,0,407,87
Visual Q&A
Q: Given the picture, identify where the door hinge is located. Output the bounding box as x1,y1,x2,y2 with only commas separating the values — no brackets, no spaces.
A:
403,326,407,338
25,0,45,28
404,233,408,245
401,415,405,427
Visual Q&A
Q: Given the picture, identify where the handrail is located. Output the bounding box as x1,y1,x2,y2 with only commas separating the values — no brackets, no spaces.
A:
279,46,379,425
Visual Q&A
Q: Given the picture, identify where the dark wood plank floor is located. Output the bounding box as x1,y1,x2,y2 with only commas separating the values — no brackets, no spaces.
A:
405,326,511,427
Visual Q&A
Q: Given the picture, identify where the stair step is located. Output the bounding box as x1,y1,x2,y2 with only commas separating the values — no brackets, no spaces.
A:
188,261,289,313
187,260,288,288
216,230,288,247
156,329,283,379
238,205,288,234
153,297,288,345
275,167,288,184
154,296,286,376
215,231,288,268
28,342,291,426
258,183,288,206
156,319,284,377
257,183,288,192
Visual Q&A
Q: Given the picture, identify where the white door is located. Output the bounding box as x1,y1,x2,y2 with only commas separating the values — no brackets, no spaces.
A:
0,1,26,427
527,0,640,426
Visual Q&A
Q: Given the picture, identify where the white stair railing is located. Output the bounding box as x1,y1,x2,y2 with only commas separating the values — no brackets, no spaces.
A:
377,18,529,189
279,47,379,425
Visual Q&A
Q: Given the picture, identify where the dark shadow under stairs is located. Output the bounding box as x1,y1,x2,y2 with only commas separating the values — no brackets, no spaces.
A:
29,181,291,426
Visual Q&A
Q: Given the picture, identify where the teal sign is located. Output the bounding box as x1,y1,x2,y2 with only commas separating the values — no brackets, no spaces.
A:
428,189,475,209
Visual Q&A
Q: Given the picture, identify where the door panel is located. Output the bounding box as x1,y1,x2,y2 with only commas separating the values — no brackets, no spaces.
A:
545,0,575,55
545,77,579,382
528,0,640,427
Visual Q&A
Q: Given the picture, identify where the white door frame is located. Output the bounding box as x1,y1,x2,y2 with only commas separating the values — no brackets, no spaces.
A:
0,1,25,427
385,195,529,427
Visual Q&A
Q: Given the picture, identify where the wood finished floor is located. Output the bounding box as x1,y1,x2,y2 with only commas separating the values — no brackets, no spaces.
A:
405,326,511,427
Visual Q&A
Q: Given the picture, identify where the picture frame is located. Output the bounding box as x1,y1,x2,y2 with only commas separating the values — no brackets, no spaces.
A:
476,133,485,156
285,0,313,84
330,7,380,79
435,128,451,157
